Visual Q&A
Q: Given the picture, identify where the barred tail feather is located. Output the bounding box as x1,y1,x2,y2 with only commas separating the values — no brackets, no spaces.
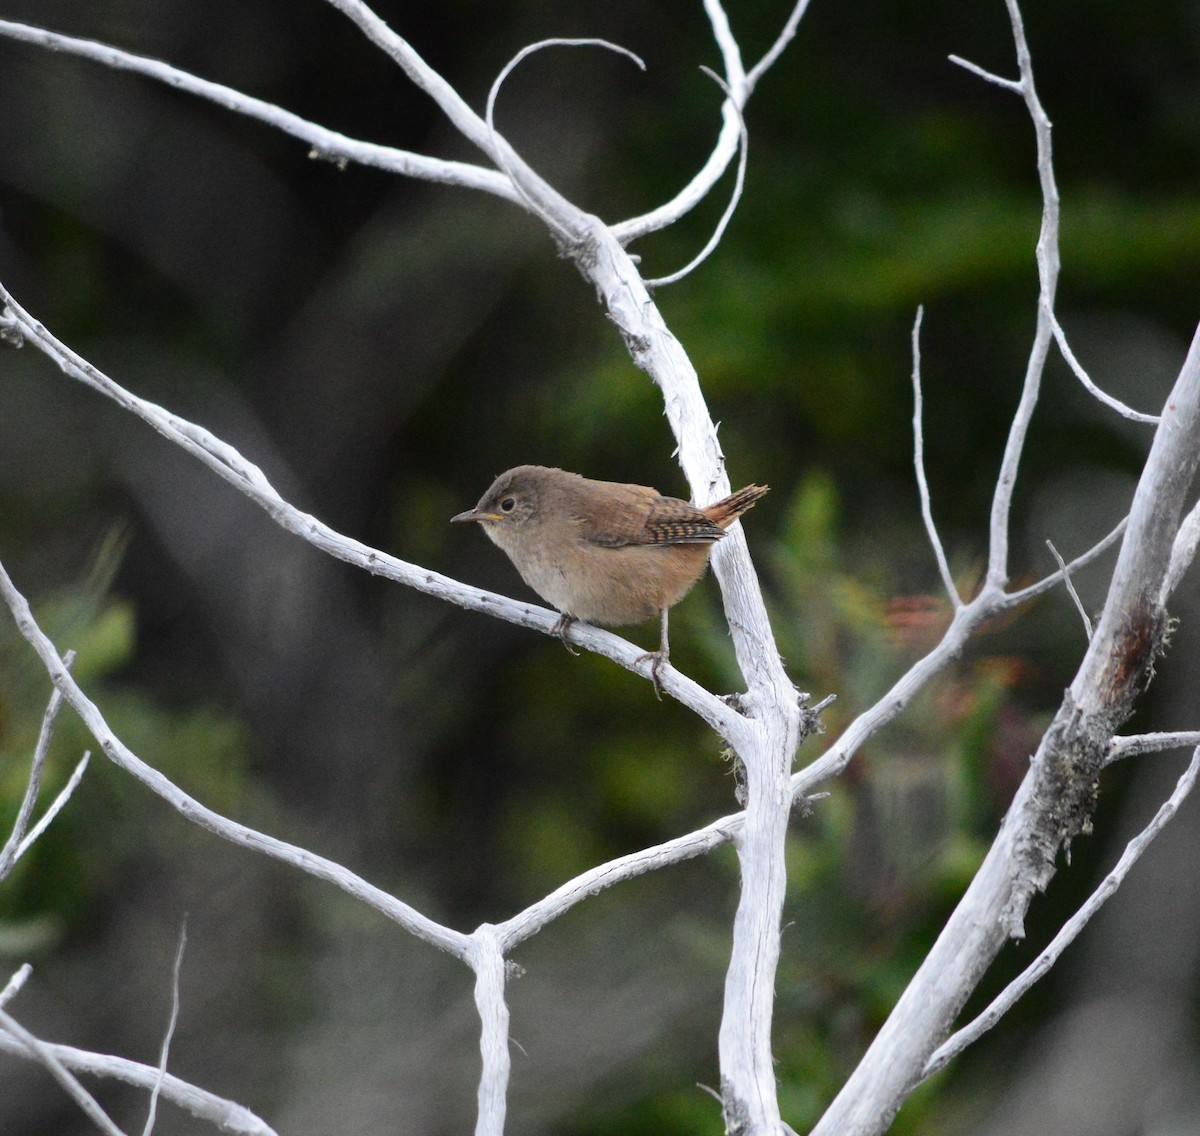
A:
705,484,769,528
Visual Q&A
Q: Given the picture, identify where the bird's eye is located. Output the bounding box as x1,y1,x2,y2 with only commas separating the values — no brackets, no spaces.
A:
500,497,516,512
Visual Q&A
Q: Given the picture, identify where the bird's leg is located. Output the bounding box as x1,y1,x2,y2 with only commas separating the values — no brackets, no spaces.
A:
550,612,580,656
635,607,670,700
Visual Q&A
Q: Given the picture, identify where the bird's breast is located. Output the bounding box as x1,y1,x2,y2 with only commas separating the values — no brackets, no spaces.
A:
501,534,713,626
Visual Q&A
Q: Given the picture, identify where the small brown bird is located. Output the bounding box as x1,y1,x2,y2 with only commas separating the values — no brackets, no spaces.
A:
452,465,768,694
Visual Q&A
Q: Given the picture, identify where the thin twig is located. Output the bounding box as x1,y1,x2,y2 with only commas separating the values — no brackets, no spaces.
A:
0,1007,128,1136
0,651,74,880
910,307,961,607
614,0,809,243
142,919,188,1136
977,0,1061,590
1003,517,1127,607
0,965,32,1009
1108,731,1200,764
644,66,748,288
1050,312,1160,424
746,0,814,92
13,752,91,864
1045,539,1093,638
948,53,1022,92
1163,495,1200,602
924,748,1200,1077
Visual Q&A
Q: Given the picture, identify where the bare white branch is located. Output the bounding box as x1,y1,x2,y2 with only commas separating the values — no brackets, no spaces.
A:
0,1024,277,1136
0,20,518,201
1108,731,1200,763
910,306,961,607
0,281,747,742
1050,312,1161,424
319,0,505,164
809,0,1200,1121
924,748,1200,1077
0,556,472,961
3,4,1196,1134
644,66,749,288
470,928,511,1136
517,89,800,1136
321,0,587,236
0,1007,128,1136
702,0,749,89
497,814,739,950
141,920,188,1136
0,7,810,252
1045,539,1093,638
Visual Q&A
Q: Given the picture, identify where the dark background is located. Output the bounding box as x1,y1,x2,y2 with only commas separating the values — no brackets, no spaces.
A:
1,1,1200,1133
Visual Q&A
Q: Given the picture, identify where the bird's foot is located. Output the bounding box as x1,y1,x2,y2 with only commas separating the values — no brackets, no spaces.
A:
550,613,580,655
635,649,668,700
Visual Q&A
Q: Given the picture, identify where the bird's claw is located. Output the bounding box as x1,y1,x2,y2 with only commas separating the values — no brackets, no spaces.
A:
636,649,667,700
550,613,580,656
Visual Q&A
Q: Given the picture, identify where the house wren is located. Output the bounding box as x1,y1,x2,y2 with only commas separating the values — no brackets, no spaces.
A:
451,465,768,693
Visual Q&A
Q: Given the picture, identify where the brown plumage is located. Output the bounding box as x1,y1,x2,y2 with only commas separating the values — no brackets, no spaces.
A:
452,466,768,694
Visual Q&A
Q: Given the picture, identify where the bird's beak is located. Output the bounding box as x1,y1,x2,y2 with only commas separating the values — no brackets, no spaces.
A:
451,508,500,523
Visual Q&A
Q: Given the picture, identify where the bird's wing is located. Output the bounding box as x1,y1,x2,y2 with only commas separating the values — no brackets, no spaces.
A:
578,485,725,547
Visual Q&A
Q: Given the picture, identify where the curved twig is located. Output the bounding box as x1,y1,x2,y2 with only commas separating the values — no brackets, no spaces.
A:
910,307,961,607
644,66,749,288
485,38,646,241
1050,312,1160,425
746,0,814,92
613,0,810,243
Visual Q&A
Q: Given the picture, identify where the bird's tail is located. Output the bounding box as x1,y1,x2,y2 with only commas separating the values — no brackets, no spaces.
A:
704,484,769,528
